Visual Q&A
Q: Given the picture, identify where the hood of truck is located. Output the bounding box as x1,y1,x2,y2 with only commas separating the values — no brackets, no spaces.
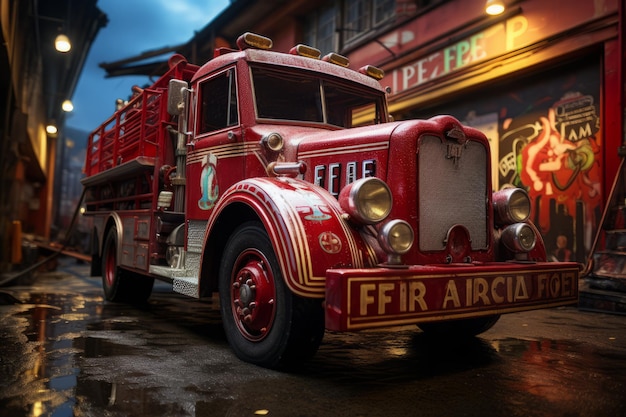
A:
246,122,403,178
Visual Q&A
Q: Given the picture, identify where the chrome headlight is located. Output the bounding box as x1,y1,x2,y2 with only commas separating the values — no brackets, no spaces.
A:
493,188,531,224
501,223,536,252
379,220,414,255
339,177,392,224
261,132,284,152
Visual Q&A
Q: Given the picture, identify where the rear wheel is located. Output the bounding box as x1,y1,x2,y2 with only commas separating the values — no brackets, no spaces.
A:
101,226,153,304
418,315,500,337
219,222,324,369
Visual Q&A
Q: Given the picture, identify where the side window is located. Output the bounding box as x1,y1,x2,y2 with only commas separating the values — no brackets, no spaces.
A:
199,68,238,134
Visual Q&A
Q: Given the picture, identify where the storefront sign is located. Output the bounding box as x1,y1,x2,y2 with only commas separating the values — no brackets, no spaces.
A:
389,15,529,95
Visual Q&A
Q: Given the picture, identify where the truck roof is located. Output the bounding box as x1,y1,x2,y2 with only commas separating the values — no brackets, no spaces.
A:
191,47,386,93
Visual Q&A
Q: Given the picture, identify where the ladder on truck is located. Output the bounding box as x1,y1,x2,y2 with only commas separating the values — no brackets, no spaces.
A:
582,146,626,313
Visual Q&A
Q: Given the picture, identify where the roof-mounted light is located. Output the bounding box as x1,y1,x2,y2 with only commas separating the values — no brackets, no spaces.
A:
358,65,385,80
289,44,321,59
237,32,273,50
323,53,350,68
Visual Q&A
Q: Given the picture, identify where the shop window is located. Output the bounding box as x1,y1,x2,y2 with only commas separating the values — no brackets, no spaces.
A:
344,0,398,41
304,0,398,53
374,0,396,25
344,0,371,40
304,4,338,55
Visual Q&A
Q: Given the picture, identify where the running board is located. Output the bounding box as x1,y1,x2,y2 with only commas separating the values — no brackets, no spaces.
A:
149,265,199,298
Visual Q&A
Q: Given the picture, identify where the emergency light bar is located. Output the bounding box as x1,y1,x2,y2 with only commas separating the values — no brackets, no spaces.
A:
358,65,385,80
237,32,273,50
236,32,383,79
290,44,322,59
323,53,350,68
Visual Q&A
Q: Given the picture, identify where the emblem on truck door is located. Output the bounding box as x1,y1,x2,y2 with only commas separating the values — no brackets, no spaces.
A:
199,153,219,210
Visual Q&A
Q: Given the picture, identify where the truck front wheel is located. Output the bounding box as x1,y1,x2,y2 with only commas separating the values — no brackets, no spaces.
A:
219,222,324,369
101,226,153,304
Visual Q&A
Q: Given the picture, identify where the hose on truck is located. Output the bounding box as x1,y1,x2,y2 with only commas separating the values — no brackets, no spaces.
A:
0,187,87,286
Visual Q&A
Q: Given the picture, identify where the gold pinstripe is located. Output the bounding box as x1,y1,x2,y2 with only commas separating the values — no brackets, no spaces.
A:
236,178,373,296
298,141,389,159
187,142,259,164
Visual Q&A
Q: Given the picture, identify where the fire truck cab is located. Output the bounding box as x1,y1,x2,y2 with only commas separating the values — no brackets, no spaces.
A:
83,33,579,368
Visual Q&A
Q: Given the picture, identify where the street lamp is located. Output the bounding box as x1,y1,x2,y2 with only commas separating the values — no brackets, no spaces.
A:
62,100,74,112
485,0,505,15
46,124,58,135
55,33,71,52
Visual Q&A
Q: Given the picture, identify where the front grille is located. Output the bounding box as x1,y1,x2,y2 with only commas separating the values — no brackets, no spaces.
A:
418,135,488,251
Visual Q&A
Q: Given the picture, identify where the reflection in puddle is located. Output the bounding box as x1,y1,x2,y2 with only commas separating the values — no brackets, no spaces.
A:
489,336,626,416
0,291,97,416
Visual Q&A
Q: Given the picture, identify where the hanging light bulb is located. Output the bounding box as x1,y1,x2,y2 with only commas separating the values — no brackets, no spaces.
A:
46,124,58,135
485,0,505,15
55,34,71,52
62,100,74,112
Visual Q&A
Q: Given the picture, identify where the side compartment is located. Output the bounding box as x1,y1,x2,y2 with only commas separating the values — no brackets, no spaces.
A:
82,158,157,275
121,215,151,270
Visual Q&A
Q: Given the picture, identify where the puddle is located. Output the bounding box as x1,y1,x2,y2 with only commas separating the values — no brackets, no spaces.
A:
1,273,625,417
0,289,105,417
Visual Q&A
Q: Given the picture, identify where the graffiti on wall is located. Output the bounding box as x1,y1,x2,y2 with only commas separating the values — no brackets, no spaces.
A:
498,92,601,262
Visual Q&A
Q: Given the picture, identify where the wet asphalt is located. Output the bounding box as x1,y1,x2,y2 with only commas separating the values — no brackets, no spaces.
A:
0,257,625,417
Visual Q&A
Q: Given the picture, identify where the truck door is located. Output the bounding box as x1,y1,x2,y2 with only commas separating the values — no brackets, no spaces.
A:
186,67,242,220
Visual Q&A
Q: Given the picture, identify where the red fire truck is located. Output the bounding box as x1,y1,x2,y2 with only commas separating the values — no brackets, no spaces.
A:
83,33,579,368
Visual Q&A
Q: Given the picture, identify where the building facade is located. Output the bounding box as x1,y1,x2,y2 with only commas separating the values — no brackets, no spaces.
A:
0,0,106,271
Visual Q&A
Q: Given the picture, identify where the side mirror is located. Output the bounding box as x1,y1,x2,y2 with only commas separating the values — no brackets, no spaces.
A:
167,79,189,116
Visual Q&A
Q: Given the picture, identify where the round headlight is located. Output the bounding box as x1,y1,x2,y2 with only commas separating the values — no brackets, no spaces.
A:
261,132,284,152
379,220,414,255
339,177,392,224
493,188,531,224
501,223,536,252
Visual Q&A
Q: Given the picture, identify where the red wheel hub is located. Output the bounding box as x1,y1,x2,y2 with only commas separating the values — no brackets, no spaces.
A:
104,245,116,287
230,250,276,341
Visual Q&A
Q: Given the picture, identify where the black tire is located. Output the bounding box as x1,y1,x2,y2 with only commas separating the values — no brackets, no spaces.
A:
418,315,500,338
101,226,153,304
219,222,324,369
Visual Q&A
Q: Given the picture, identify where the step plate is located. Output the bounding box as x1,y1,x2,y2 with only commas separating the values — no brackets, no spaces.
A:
172,276,200,298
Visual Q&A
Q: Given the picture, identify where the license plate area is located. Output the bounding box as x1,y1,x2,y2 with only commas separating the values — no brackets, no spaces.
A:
325,263,579,331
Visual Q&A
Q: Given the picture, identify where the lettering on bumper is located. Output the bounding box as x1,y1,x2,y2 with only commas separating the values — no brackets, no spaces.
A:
350,270,578,318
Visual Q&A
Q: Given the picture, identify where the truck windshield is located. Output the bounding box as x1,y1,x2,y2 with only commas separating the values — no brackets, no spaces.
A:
252,66,383,128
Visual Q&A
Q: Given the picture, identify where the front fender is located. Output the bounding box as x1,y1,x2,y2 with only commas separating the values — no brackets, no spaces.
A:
202,177,378,298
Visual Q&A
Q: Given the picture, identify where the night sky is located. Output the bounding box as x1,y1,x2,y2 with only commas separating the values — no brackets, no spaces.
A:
67,0,229,134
